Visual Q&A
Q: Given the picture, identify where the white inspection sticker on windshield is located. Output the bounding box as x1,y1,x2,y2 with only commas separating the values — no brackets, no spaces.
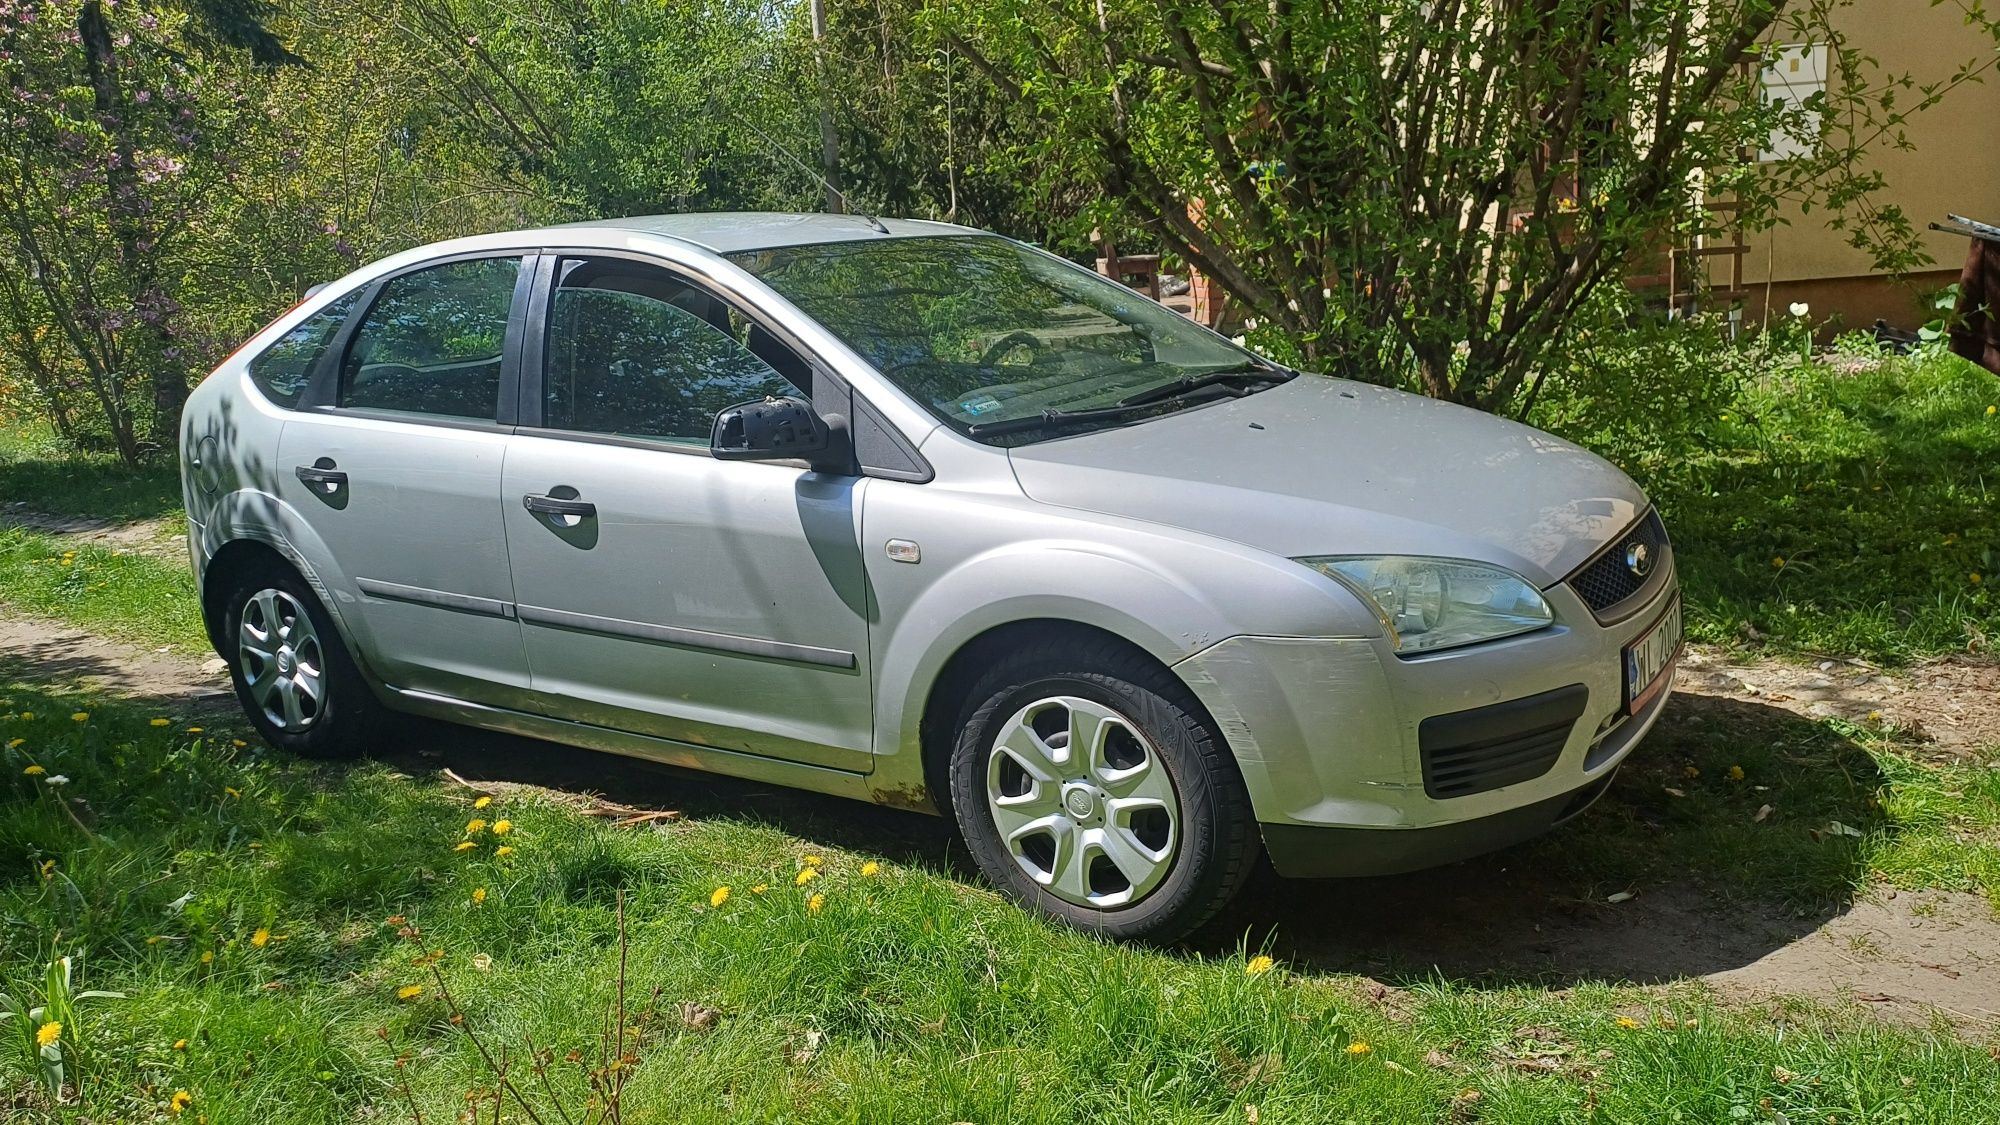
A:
960,395,1004,416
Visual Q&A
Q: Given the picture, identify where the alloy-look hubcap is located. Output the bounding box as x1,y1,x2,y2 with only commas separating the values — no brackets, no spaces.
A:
984,695,1180,909
238,588,327,733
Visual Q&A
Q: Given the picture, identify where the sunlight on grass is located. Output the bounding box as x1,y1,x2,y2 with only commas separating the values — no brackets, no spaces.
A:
0,528,203,652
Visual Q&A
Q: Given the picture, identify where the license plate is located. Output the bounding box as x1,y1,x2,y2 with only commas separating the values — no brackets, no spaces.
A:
1624,597,1683,714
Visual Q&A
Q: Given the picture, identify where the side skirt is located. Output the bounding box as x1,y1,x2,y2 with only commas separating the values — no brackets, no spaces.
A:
383,685,879,806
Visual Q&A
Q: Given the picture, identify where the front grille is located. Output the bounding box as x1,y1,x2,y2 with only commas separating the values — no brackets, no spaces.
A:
1566,508,1671,622
1419,684,1588,799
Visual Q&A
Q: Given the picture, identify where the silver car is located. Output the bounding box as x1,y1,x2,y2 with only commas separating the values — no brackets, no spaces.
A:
180,213,1681,939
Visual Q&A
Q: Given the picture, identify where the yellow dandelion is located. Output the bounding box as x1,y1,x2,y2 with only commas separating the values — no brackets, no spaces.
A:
223,787,241,798
751,883,768,894
251,928,270,948
1346,1041,1372,1056
1868,710,1883,722
801,854,823,867
473,795,492,809
1615,1015,1643,1029
807,892,824,914
70,712,88,722
185,726,204,734
1727,765,1745,781
453,841,476,853
1972,573,1983,586
1772,557,1785,569
710,886,730,907
36,1021,60,1047
39,859,54,879
494,845,514,857
795,867,819,886
471,887,487,905
1683,765,1701,779
1988,405,1997,417
150,718,171,727
173,1038,188,1051
168,1090,192,1115
19,712,31,721
231,739,247,748
860,861,880,877
6,738,21,748
200,951,215,965
491,819,512,835
396,984,424,1001
1245,955,1276,976
465,818,487,835
23,764,45,776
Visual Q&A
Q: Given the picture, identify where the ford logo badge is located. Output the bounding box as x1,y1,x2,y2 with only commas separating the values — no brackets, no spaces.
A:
1625,541,1653,579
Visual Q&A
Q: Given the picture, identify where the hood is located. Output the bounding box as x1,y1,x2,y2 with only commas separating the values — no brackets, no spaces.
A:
1006,375,1647,586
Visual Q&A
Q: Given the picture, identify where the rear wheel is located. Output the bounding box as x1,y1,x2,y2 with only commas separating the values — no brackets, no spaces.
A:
947,639,1258,942
224,565,384,759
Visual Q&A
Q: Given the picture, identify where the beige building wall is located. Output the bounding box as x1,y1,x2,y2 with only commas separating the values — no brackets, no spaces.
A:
1733,0,2000,330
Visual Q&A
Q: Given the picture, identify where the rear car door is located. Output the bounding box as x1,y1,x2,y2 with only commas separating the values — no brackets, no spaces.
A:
275,254,531,708
499,254,874,773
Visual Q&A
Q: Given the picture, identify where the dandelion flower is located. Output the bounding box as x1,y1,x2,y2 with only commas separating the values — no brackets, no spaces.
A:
860,861,880,877
1772,557,1784,569
795,867,819,886
19,712,31,721
39,859,54,879
173,1038,187,1051
1683,766,1700,780
36,1021,60,1047
751,883,768,894
150,718,171,727
494,845,514,857
473,795,492,809
1727,765,1745,781
23,764,45,776
186,726,204,734
453,841,476,853
1988,405,1997,417
224,787,240,798
1345,1041,1372,1056
1973,573,1984,586
1245,955,1276,976
1615,1016,1642,1029
5,738,21,748
200,951,215,965
807,893,824,914
396,985,424,1001
251,928,270,948
801,854,823,867
168,1090,192,1115
231,739,247,748
465,818,488,835
471,887,487,905
70,712,88,722
710,886,730,907
491,819,512,835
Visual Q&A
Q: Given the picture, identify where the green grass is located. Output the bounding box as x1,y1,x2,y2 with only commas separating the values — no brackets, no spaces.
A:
2,676,1996,1123
1614,345,2000,665
0,528,204,652
0,420,183,524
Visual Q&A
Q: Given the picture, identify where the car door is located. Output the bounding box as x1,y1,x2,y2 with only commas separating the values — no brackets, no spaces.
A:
499,254,874,773
275,253,532,708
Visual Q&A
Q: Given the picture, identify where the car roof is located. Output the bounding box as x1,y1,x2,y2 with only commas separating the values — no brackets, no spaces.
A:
540,211,987,254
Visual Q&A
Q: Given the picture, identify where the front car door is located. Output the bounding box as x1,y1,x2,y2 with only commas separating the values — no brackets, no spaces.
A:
499,254,874,773
275,253,532,708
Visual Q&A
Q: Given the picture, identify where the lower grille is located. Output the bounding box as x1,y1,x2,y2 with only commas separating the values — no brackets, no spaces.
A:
1419,684,1589,799
1566,509,1671,623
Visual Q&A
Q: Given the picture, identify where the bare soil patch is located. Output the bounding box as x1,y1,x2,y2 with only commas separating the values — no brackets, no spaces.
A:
1682,646,2000,758
1,502,187,563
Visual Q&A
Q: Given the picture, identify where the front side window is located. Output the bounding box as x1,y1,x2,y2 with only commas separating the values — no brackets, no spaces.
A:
729,236,1281,443
339,257,522,420
246,291,360,408
541,259,805,445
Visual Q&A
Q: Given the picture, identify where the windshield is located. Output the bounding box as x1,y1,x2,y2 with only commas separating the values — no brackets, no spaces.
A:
728,236,1282,443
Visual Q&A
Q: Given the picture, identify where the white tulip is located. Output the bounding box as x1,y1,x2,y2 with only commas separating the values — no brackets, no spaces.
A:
1788,301,1810,317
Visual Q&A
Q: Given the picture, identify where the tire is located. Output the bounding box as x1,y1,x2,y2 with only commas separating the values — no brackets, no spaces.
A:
223,562,385,759
946,637,1260,942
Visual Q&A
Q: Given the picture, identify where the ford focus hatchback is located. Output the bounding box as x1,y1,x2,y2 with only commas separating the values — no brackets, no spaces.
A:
181,213,1681,940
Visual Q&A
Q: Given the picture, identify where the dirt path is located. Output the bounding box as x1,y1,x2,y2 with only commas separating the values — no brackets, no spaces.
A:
1,503,188,563
2,602,1996,1027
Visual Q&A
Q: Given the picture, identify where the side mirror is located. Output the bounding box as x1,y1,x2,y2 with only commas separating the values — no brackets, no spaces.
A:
712,396,841,467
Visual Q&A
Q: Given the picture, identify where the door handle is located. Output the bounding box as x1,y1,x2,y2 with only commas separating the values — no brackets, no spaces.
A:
295,461,347,490
523,492,597,519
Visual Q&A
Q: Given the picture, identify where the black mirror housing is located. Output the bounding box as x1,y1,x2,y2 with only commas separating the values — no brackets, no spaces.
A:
712,396,839,465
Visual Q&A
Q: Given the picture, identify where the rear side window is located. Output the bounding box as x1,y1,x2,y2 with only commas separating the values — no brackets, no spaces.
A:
245,291,359,408
339,257,522,420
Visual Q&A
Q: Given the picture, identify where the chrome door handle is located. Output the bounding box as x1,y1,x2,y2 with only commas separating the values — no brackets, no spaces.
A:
523,493,596,519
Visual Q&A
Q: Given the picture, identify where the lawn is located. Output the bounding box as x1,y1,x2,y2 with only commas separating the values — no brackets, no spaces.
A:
3,674,1997,1123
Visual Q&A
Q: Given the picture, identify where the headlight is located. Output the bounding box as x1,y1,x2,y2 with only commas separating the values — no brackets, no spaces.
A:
1296,556,1554,653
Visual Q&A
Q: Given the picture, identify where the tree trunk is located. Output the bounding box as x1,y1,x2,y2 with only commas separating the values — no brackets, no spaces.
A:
78,0,184,456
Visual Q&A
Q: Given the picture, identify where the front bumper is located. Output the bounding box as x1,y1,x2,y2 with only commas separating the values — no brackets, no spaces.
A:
1175,567,1678,878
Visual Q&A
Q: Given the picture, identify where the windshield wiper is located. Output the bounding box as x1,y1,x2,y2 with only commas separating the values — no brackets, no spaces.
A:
965,400,1170,440
1115,365,1290,408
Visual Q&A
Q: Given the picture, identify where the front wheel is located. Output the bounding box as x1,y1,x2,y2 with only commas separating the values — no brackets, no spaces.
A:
947,641,1259,942
224,565,385,759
